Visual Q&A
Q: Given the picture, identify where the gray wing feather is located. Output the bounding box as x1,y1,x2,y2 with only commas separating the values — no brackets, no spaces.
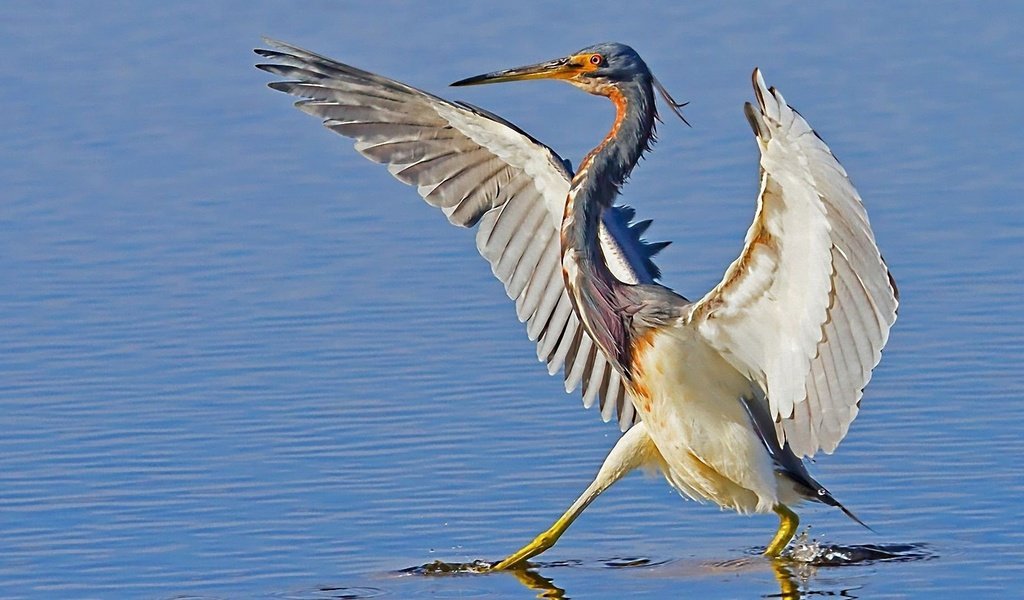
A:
257,39,668,430
518,234,559,327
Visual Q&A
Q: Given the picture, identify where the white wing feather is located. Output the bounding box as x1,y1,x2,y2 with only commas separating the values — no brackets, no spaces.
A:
687,69,898,457
256,39,667,430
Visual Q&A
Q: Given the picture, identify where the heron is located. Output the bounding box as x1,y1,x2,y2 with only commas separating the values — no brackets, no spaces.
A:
255,39,898,569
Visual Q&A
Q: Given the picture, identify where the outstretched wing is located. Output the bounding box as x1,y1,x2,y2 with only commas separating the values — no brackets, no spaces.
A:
687,69,898,457
256,39,667,430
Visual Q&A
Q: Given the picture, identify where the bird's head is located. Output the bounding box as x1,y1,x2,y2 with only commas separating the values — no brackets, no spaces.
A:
452,43,648,93
451,43,688,124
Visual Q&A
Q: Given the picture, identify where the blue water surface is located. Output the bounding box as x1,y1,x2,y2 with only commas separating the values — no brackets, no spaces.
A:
1,2,1022,598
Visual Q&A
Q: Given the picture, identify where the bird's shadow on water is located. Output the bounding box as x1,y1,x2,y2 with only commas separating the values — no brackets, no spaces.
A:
393,538,934,599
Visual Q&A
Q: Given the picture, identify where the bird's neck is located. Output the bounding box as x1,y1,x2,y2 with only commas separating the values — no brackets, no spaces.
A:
560,78,657,376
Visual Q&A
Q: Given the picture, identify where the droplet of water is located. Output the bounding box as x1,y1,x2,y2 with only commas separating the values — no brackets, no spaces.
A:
787,530,826,563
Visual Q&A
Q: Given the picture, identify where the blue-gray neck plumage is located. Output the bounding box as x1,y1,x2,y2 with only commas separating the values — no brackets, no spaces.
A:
560,77,658,379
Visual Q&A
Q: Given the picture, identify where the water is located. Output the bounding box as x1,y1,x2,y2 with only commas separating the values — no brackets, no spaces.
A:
1,2,1022,598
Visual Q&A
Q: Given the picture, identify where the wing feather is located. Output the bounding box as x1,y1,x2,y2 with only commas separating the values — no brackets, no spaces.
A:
508,223,554,315
689,69,898,456
518,234,559,327
564,332,593,398
258,39,669,429
539,293,575,365
584,353,606,411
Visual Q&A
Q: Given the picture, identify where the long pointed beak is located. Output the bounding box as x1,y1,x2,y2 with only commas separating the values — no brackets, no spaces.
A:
451,57,576,87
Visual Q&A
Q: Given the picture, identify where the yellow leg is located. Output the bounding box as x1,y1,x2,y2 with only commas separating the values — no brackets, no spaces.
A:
490,422,656,571
491,496,589,571
763,504,799,557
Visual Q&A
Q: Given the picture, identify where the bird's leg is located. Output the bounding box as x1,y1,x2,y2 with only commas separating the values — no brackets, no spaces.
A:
489,421,657,571
763,504,799,557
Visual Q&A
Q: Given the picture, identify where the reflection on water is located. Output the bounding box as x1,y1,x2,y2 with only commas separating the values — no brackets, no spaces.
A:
305,586,387,600
404,541,934,600
2,2,1023,599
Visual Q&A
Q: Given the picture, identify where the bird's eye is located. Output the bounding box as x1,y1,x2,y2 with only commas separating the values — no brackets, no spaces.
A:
589,54,603,66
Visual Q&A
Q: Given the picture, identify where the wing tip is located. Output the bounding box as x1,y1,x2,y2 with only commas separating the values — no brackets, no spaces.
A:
744,101,766,140
746,68,773,142
750,67,790,125
751,68,767,104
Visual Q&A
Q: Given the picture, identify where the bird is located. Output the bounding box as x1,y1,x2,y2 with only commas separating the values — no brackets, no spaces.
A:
255,39,898,569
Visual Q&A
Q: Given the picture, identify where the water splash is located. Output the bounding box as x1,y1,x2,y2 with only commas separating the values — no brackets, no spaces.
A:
404,559,495,575
785,529,934,566
400,541,934,600
405,555,668,575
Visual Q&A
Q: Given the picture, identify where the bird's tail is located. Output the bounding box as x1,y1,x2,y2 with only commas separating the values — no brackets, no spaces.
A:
813,486,874,532
739,396,873,531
